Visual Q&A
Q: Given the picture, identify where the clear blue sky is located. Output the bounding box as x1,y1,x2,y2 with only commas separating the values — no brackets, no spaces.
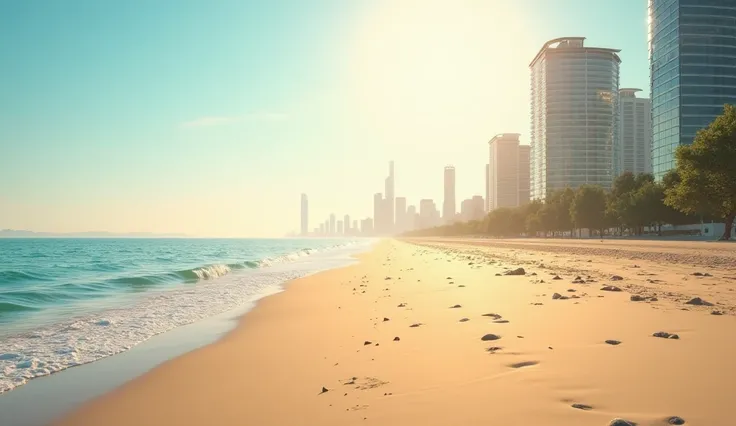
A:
0,0,649,237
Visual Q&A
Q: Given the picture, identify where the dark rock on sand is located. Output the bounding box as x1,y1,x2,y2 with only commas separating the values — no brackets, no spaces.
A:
409,323,422,328
650,297,658,302
692,272,712,277
482,313,502,320
383,317,390,322
630,295,645,302
605,340,621,345
450,304,462,309
601,285,622,292
552,293,569,300
397,303,406,307
495,273,501,276
552,275,562,280
393,336,400,341
486,346,502,353
667,416,685,425
481,334,501,341
611,275,624,281
459,318,469,322
571,403,593,410
609,419,636,426
458,284,466,288
653,331,679,339
567,288,576,292
504,268,526,276
685,297,712,306
320,387,329,394
364,341,372,345
493,319,509,323
711,310,724,315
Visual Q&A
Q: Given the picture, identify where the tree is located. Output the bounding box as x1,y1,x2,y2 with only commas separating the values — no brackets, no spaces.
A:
571,185,608,237
665,104,736,240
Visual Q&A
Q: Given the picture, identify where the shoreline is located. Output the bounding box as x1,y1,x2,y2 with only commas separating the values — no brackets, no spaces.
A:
0,242,370,426
54,238,736,426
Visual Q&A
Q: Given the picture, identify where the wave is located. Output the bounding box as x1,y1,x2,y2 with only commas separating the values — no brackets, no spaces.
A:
0,301,40,314
0,270,53,283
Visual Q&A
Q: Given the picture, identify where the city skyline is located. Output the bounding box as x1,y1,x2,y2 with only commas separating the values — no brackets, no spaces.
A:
1,1,651,237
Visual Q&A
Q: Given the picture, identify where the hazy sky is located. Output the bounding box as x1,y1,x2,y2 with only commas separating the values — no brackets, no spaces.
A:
0,0,649,237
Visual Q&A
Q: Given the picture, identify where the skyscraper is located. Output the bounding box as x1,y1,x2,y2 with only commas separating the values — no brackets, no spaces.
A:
329,214,335,235
617,88,652,176
485,164,490,212
407,205,417,231
395,197,406,233
530,37,621,200
352,220,358,234
373,193,383,234
443,166,456,223
649,0,736,179
488,134,530,210
344,214,350,235
300,194,308,236
385,161,395,232
337,220,343,235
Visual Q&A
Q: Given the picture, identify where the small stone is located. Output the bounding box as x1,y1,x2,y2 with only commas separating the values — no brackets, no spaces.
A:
611,275,624,281
409,323,422,328
482,313,502,320
486,346,502,353
493,319,509,323
364,341,372,345
385,277,392,280
667,416,685,425
393,336,400,341
653,331,679,339
530,272,537,276
383,317,390,322
567,289,576,292
571,403,592,410
630,295,645,302
650,297,658,301
609,419,636,426
711,310,723,315
552,275,562,280
605,340,621,345
601,285,622,292
685,297,712,306
459,318,469,322
321,387,329,393
458,284,466,288
446,277,453,279
495,273,501,276
397,303,406,307
450,304,462,309
504,268,526,276
481,333,501,341
552,293,562,299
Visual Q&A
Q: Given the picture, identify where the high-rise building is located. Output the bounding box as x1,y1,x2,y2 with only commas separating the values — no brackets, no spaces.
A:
361,218,374,235
319,223,324,235
419,199,439,229
471,196,485,220
384,161,395,232
488,134,530,210
617,88,652,176
649,1,736,179
443,166,456,223
352,220,358,234
485,164,490,212
518,145,530,204
337,220,343,235
530,37,621,199
329,214,335,235
344,215,350,235
300,194,308,236
395,197,407,233
373,193,383,234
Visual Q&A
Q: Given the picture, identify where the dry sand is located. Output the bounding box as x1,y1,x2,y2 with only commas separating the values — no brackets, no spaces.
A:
56,238,736,426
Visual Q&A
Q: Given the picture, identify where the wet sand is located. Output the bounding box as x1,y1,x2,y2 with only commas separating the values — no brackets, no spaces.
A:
56,238,736,426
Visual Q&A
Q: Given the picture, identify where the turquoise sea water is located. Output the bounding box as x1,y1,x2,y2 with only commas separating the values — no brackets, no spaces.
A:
0,238,365,394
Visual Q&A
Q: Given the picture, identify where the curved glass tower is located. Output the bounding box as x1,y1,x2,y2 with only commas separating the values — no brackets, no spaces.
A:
530,37,621,200
649,0,736,179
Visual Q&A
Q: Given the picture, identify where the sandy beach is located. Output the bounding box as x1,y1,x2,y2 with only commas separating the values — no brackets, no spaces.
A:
56,238,736,426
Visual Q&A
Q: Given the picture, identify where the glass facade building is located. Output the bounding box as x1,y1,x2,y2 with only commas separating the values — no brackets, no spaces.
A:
649,0,736,179
530,37,621,200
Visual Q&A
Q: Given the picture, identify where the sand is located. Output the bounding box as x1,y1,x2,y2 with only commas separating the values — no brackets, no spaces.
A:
55,238,736,426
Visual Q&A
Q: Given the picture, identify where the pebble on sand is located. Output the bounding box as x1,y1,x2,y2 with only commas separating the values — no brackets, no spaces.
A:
667,416,686,425
410,323,423,328
450,304,462,309
459,318,470,322
481,334,501,341
601,285,622,292
653,331,680,339
364,341,372,345
711,310,724,315
504,268,526,276
630,295,645,301
611,275,624,281
571,403,592,410
605,340,621,345
552,275,562,280
609,419,636,426
685,297,712,306
383,317,390,322
320,387,329,394
393,336,400,341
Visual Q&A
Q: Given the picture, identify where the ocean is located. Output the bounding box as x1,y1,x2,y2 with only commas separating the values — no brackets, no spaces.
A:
0,238,368,394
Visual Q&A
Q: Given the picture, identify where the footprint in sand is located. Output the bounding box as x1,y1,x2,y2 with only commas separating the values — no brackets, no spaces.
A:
508,361,539,368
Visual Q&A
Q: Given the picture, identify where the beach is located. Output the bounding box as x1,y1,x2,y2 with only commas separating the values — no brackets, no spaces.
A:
56,238,736,426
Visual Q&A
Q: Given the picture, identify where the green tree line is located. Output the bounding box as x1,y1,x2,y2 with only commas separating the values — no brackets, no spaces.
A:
405,104,736,240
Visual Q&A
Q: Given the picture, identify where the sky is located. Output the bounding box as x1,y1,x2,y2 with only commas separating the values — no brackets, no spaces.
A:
0,0,650,237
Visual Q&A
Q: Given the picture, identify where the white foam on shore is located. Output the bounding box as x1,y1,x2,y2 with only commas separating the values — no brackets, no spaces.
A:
0,240,373,394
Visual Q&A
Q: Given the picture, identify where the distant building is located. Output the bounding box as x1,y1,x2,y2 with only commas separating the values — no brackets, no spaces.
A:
329,214,336,235
319,224,324,235
617,88,652,176
471,196,484,220
419,199,439,229
352,220,358,234
344,214,350,235
395,197,406,233
485,164,490,212
300,194,308,236
337,220,343,235
373,193,384,234
361,218,374,235
324,220,329,235
443,166,456,223
488,133,530,210
385,161,395,232
530,37,620,199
